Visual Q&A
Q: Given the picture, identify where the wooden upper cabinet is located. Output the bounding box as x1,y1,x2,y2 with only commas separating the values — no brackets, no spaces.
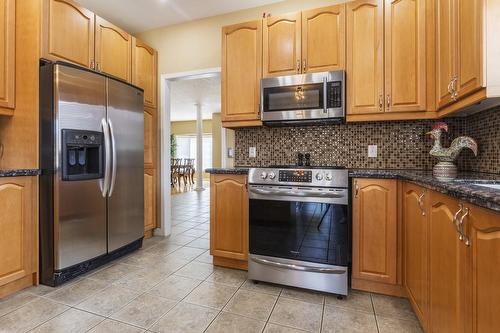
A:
429,191,467,333
144,107,155,168
464,204,500,333
42,0,95,68
403,183,429,330
263,12,301,77
144,168,155,232
0,178,35,292
132,37,157,108
301,4,345,73
210,174,248,261
0,0,15,111
456,0,483,99
95,16,131,82
352,178,397,284
385,0,426,112
436,0,456,108
221,20,262,124
346,0,384,115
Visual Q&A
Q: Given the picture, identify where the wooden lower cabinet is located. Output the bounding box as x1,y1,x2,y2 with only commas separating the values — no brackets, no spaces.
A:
210,174,248,270
144,168,156,236
352,178,402,295
403,183,429,331
463,204,500,333
428,191,467,333
0,176,37,298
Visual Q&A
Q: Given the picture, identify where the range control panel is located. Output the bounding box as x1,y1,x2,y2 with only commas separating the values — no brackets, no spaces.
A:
278,170,312,183
248,167,348,188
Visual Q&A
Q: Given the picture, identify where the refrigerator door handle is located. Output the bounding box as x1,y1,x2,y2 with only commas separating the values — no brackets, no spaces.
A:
108,118,117,197
100,118,111,197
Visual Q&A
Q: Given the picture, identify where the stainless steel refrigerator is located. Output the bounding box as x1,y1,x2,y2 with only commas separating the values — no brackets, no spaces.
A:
40,62,144,286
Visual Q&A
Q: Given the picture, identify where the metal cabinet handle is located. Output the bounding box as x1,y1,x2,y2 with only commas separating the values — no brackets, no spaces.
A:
458,207,470,246
303,59,307,72
448,78,453,95
354,181,359,198
296,59,301,73
386,94,391,108
90,59,95,70
453,204,464,234
378,95,383,111
417,191,426,216
451,76,459,101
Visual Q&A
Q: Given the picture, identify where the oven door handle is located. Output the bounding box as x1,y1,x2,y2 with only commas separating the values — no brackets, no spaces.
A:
251,256,346,274
249,187,345,199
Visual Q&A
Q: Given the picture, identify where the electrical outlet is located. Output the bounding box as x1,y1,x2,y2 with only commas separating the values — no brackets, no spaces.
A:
368,145,378,158
249,147,257,158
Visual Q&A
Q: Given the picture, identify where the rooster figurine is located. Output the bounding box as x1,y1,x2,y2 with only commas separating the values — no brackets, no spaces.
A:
426,122,478,180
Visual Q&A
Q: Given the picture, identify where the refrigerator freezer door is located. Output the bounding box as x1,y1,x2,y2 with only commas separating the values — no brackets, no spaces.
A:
54,65,108,270
107,78,145,251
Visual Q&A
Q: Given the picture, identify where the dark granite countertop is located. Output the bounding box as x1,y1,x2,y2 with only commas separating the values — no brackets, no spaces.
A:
350,169,500,213
0,169,40,177
206,167,500,213
205,168,250,175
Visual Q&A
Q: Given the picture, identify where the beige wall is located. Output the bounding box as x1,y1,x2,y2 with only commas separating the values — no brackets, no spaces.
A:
211,113,222,168
137,0,345,75
171,120,212,135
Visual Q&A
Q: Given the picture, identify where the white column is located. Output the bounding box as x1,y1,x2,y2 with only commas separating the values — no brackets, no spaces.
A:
195,103,204,191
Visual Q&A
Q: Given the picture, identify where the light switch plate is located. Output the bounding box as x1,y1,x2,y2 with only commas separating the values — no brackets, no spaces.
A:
249,147,257,158
368,145,378,158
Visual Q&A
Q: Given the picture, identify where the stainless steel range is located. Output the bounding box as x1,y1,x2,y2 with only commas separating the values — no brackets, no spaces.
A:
248,166,350,296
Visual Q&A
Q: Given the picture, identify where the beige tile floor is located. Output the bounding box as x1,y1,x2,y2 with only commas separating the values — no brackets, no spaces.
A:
0,188,423,333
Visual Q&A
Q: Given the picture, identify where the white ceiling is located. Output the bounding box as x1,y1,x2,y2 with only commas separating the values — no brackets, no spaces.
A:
76,0,284,33
169,76,221,122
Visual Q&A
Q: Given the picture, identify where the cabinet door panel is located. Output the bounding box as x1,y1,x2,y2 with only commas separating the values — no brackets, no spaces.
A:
403,183,429,329
347,0,384,115
302,5,345,73
0,178,34,288
132,38,157,108
42,0,95,68
466,205,500,333
263,12,301,77
429,191,466,333
222,21,262,122
0,0,15,110
436,0,455,109
352,179,397,284
144,108,155,168
95,16,131,82
385,0,426,112
144,169,155,232
456,0,483,99
210,175,248,260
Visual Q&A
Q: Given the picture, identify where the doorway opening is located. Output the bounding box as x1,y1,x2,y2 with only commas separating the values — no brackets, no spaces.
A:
159,68,235,236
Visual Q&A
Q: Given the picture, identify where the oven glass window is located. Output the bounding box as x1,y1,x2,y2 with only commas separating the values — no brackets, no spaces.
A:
249,199,349,266
263,83,324,112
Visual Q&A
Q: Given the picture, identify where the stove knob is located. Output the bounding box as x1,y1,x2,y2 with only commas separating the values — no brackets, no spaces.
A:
261,171,268,179
268,172,276,180
325,173,332,181
315,173,323,181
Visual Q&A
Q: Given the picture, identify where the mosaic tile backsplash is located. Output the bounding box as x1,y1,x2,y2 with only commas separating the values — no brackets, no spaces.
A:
234,108,499,174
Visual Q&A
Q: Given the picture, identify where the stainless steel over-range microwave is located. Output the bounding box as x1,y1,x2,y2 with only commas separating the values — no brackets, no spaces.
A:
260,70,345,125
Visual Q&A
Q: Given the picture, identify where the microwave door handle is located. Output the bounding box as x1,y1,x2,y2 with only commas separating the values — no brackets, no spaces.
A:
323,77,328,114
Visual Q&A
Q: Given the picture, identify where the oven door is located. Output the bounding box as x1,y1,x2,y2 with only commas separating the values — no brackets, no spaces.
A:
249,185,350,267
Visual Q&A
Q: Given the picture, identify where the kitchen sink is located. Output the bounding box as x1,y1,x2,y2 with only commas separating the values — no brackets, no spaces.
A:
473,183,500,190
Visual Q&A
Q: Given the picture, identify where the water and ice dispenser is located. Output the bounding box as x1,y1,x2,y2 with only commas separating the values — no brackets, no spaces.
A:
61,129,104,181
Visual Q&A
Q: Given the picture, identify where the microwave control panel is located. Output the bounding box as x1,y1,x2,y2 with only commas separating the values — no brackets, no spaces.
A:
327,81,342,108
